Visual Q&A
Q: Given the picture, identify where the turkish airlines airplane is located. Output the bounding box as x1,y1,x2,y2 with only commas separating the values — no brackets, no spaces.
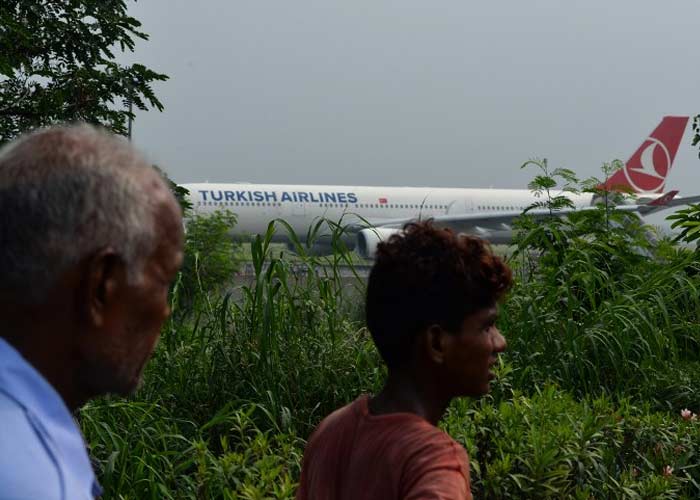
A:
183,116,698,258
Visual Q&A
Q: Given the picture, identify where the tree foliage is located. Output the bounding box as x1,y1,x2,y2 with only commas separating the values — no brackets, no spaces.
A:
667,204,700,246
0,0,167,144
152,166,193,215
521,158,578,216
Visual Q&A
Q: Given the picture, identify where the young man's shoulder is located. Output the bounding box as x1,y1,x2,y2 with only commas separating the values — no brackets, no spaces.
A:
309,394,466,464
306,395,364,445
320,395,362,422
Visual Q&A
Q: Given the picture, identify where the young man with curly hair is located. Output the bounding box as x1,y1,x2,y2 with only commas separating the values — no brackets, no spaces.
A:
297,221,512,500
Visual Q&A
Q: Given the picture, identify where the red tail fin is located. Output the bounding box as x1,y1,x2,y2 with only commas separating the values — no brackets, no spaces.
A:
602,116,688,194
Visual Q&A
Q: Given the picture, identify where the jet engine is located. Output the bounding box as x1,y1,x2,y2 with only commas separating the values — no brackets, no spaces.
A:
356,227,403,259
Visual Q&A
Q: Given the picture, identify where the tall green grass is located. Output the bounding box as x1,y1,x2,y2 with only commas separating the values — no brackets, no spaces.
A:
134,220,381,432
80,213,700,498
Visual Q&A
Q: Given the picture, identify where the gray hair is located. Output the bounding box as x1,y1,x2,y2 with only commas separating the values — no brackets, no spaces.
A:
0,124,166,304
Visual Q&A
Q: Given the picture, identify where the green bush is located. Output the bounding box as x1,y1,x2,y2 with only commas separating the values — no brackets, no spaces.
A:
173,210,242,318
507,164,700,409
444,385,700,499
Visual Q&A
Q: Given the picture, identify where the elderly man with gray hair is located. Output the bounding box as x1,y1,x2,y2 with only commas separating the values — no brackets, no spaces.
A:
0,124,184,499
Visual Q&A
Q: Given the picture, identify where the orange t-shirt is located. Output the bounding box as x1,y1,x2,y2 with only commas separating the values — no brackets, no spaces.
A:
296,395,472,500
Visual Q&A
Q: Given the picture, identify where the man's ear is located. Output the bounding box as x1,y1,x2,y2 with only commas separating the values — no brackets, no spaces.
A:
424,324,448,365
79,248,126,328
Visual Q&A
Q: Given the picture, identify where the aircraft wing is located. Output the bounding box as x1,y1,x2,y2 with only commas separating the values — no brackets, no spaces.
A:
367,205,638,234
363,195,693,236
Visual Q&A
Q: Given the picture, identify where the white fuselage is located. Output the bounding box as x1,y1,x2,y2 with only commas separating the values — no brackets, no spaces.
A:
183,182,594,242
179,119,693,250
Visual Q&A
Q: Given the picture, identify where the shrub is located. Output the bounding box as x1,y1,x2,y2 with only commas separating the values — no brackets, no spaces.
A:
444,385,700,499
507,163,700,409
173,210,242,318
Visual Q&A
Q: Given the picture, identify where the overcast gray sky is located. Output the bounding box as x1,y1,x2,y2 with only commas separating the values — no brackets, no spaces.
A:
121,0,700,202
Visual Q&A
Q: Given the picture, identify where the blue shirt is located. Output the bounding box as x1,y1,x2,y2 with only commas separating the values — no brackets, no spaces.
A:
0,337,102,499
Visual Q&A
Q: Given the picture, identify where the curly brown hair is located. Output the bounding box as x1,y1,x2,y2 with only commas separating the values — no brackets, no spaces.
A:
366,221,512,369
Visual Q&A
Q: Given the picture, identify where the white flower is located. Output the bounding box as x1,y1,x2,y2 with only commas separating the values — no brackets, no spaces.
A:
662,465,673,477
681,408,693,421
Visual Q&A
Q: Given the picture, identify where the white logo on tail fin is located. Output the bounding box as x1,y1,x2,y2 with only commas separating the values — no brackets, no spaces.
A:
623,137,671,193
